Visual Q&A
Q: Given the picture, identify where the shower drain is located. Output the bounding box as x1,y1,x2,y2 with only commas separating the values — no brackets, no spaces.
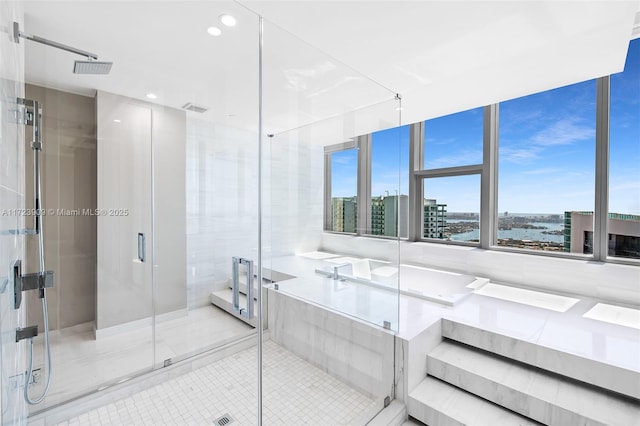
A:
213,414,234,426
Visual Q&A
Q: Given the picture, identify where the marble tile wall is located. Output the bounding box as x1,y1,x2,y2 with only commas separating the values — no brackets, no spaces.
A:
267,287,395,401
185,118,260,308
0,1,26,424
264,132,324,260
185,119,324,308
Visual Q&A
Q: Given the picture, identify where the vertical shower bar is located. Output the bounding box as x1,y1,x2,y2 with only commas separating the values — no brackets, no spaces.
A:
31,101,42,236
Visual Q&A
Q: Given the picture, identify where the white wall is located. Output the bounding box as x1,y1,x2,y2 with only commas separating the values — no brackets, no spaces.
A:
264,131,325,260
184,117,325,307
185,117,259,307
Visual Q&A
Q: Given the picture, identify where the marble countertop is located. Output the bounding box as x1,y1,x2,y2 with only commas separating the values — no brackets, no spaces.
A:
264,252,640,374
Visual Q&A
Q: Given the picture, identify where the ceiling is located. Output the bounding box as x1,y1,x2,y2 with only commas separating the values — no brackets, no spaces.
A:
21,1,640,138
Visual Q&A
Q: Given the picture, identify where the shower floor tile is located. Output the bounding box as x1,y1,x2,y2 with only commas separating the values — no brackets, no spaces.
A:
54,340,375,426
29,305,252,412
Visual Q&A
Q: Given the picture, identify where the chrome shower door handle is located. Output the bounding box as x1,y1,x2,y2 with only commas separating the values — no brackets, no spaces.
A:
138,233,146,262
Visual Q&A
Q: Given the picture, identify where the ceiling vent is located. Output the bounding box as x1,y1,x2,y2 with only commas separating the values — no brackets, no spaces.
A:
182,102,208,113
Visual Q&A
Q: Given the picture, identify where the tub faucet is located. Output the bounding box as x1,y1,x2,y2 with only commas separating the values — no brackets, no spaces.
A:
333,263,350,280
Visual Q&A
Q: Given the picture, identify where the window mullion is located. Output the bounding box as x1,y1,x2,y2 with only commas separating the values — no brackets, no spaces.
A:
357,134,372,235
481,104,499,249
594,76,610,261
324,152,332,231
409,122,424,241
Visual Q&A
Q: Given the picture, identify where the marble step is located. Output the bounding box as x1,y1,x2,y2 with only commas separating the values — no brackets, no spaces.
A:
429,340,640,426
210,289,265,328
441,319,640,399
408,376,541,426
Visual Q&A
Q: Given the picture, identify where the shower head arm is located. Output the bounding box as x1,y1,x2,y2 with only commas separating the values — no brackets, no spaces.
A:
12,21,98,61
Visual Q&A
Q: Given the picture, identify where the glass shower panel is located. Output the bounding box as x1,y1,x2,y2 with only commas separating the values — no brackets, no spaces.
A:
1,1,27,422
152,1,261,368
17,0,183,414
17,85,156,413
262,19,401,424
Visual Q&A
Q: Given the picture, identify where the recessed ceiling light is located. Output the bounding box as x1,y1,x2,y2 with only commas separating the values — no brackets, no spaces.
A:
219,14,236,27
146,93,157,99
207,26,222,36
113,119,121,123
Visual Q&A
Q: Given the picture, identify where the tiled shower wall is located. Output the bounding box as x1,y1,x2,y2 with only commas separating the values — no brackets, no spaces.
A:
186,118,260,308
185,118,325,308
263,131,325,263
0,1,26,424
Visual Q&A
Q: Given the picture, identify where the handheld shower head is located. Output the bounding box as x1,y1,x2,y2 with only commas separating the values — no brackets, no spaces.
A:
73,60,112,75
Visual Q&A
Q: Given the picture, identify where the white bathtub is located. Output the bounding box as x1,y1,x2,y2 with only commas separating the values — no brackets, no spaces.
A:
317,257,489,306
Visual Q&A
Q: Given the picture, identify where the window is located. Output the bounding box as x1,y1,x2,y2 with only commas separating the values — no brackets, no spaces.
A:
371,126,409,237
418,107,484,243
609,38,640,259
328,148,358,232
499,80,596,253
321,39,637,265
424,108,483,169
423,175,480,242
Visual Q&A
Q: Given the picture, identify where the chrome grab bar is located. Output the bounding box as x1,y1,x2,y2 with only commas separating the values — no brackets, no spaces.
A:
232,257,254,319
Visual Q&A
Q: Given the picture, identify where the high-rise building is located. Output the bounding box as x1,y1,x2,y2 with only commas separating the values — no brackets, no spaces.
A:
332,197,357,232
564,211,640,258
371,195,408,237
424,199,447,238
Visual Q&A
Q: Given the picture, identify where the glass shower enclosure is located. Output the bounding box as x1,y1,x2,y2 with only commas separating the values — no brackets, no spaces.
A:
0,1,402,424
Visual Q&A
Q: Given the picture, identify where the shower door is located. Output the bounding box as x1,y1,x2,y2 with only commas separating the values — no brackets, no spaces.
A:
13,0,263,417
19,88,156,413
261,19,402,425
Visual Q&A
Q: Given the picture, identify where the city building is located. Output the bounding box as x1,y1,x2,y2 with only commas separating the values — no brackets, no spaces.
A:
371,194,408,237
332,196,357,233
423,199,447,239
565,211,640,258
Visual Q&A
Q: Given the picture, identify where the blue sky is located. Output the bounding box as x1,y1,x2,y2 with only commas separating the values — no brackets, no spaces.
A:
332,38,639,215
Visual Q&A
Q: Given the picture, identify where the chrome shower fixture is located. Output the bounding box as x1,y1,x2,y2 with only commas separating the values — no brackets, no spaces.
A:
12,21,112,75
73,60,113,75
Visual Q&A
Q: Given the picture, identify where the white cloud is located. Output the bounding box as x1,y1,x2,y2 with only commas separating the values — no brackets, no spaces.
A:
531,118,594,146
522,167,561,175
500,146,541,163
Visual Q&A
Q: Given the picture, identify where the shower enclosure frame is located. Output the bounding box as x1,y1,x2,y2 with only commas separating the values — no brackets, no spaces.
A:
2,5,403,425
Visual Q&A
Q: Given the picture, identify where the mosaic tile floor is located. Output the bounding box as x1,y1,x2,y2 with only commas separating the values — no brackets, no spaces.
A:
55,340,375,425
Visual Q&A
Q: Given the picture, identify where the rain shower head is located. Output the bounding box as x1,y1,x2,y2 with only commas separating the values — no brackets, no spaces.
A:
13,22,112,74
73,60,113,75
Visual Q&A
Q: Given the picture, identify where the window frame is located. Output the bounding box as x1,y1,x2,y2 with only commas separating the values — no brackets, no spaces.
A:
322,53,639,266
410,107,488,246
323,139,359,234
